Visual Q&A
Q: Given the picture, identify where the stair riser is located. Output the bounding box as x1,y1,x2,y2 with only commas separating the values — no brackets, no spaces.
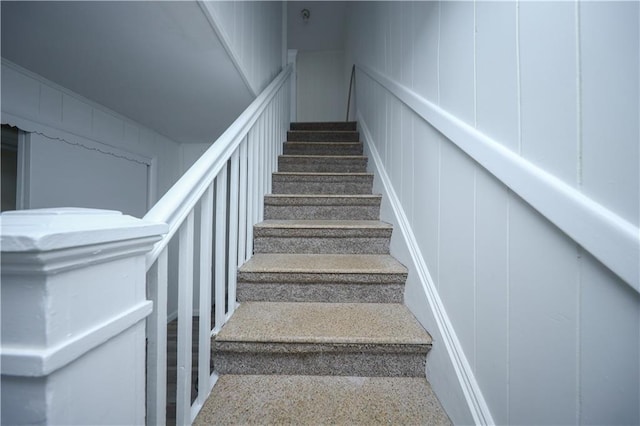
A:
237,282,403,303
272,179,373,195
265,205,379,220
213,345,428,377
278,157,368,173
287,131,360,142
253,236,390,254
290,122,357,131
283,143,363,156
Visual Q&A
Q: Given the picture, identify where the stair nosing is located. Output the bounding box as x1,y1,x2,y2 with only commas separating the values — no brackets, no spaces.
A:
279,155,368,159
254,219,392,229
238,253,407,275
215,302,432,346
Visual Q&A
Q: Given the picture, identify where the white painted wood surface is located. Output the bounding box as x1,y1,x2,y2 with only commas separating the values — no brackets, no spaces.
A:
1,60,182,215
296,50,346,122
346,2,640,424
23,133,148,217
142,65,292,425
0,208,166,425
201,1,283,95
176,212,195,426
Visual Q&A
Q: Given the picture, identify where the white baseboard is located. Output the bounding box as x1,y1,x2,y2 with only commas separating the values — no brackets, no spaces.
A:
358,113,495,426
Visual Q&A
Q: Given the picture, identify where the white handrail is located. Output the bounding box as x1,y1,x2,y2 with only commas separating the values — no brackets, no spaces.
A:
144,63,292,425
144,64,293,270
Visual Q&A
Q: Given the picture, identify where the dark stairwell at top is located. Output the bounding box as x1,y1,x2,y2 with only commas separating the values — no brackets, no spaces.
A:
191,121,451,424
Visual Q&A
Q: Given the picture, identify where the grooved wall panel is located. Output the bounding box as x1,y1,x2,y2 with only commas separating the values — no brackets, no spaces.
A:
209,1,283,94
579,1,640,226
346,2,640,424
1,61,182,211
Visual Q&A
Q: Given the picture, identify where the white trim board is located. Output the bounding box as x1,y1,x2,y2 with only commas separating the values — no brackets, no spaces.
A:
358,64,640,294
358,113,495,426
1,301,152,377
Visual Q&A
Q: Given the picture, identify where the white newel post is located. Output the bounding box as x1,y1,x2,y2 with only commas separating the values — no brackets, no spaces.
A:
0,208,167,425
288,49,298,123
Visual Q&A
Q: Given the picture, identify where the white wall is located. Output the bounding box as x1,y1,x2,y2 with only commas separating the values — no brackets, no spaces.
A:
346,2,640,425
287,1,348,122
203,1,284,95
288,1,347,51
25,133,148,218
1,60,182,217
296,50,346,122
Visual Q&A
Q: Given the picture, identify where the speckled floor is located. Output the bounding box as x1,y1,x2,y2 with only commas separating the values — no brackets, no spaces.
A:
194,375,451,425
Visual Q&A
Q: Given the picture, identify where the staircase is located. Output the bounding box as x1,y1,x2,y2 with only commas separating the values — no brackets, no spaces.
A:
194,122,450,425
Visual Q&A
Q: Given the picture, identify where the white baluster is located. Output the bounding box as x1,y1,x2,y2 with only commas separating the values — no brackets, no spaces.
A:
214,166,228,332
195,184,213,415
246,130,255,256
257,116,265,222
176,211,194,426
238,138,248,263
146,248,169,426
228,149,240,315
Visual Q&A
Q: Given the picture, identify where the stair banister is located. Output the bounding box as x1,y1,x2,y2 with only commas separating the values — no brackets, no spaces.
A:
144,64,292,268
143,63,292,426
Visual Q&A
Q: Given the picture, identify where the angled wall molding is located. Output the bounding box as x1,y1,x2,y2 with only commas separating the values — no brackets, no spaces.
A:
358,64,640,293
358,114,495,425
197,1,258,97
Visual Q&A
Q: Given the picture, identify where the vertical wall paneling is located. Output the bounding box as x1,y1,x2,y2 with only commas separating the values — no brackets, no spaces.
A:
475,1,519,152
401,109,414,224
411,2,439,101
579,251,640,425
1,61,182,216
201,1,283,95
518,2,578,185
412,119,440,286
62,93,93,136
344,2,640,424
579,1,640,226
474,167,510,425
38,83,63,125
438,141,476,368
508,197,579,424
438,1,474,124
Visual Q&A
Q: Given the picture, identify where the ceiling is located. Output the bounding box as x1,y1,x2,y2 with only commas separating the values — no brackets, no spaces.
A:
1,1,253,144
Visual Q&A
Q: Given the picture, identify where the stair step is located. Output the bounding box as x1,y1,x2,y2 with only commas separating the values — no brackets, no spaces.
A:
194,375,451,425
287,130,360,142
283,142,363,156
237,253,405,302
264,194,381,220
213,302,431,376
272,172,373,195
278,155,368,173
253,220,392,254
290,121,357,131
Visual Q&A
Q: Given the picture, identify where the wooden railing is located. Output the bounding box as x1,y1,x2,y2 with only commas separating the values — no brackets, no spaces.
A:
143,64,292,425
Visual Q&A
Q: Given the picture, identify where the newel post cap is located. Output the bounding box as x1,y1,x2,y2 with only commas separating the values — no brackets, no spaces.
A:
1,208,168,252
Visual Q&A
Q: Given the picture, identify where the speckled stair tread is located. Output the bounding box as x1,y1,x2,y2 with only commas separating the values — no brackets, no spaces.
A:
239,253,405,275
253,219,391,238
283,141,363,155
254,219,391,230
287,130,360,142
264,194,381,220
194,375,451,426
278,155,368,173
290,121,357,131
215,302,430,345
272,172,373,195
